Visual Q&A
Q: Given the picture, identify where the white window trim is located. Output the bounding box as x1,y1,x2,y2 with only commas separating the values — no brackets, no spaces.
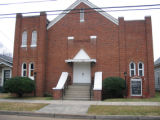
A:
131,78,142,96
21,63,27,77
68,36,74,40
30,44,37,47
129,62,136,77
21,45,27,48
138,62,144,76
29,63,34,80
1,68,12,86
90,36,97,39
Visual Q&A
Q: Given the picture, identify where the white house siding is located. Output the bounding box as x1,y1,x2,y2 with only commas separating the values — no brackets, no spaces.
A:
155,67,160,91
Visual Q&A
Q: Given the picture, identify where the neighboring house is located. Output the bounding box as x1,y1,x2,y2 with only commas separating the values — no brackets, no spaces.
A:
154,57,160,91
0,54,12,87
12,0,155,100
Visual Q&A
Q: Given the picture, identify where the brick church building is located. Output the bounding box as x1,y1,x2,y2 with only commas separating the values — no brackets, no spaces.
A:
13,0,155,100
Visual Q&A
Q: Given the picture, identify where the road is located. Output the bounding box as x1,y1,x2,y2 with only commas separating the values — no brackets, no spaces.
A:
0,115,89,120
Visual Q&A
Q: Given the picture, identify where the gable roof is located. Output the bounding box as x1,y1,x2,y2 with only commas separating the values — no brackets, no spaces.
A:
0,54,13,64
47,0,118,29
155,57,160,66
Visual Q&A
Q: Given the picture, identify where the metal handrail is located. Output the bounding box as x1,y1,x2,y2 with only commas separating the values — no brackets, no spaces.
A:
62,75,71,100
90,77,94,101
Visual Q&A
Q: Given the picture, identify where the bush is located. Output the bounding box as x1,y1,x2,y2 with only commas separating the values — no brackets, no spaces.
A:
102,77,126,99
4,76,35,97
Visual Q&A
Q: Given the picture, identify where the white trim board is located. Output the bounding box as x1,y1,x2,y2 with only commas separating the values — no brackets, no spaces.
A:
47,0,118,29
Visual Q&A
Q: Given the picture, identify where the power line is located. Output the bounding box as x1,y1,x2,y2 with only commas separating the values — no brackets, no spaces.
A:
0,4,160,19
0,3,160,16
0,0,56,6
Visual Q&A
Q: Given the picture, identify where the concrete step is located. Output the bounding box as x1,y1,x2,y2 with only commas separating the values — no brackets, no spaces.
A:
63,97,92,101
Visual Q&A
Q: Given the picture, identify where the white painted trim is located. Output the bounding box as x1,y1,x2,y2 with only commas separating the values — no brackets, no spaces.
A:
30,45,37,47
129,62,136,77
65,59,96,63
93,72,102,90
1,67,12,86
21,45,27,48
68,36,74,40
138,62,144,76
47,0,118,29
130,78,142,96
90,35,97,39
0,61,12,67
53,72,68,90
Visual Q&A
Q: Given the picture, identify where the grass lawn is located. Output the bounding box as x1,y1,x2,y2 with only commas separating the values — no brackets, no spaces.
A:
0,102,48,111
0,93,53,100
104,92,160,102
88,105,160,116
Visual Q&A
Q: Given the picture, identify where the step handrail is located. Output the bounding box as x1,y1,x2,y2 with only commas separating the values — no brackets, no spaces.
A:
53,72,70,99
93,72,102,90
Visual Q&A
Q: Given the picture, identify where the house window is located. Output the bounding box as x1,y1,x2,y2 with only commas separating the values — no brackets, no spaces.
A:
130,62,136,77
21,31,27,47
131,78,142,96
80,8,84,22
29,63,34,80
138,62,144,76
31,31,37,47
22,63,27,77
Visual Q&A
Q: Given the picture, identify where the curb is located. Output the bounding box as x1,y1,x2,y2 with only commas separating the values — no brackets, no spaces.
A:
0,111,160,120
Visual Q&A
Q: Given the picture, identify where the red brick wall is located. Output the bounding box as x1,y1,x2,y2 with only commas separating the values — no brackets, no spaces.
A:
13,3,155,98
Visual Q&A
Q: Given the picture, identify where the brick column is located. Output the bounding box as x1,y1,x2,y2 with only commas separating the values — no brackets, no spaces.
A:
94,90,102,101
53,89,62,100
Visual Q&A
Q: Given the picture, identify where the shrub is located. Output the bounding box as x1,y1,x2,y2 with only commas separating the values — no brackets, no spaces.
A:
102,77,126,99
4,76,35,97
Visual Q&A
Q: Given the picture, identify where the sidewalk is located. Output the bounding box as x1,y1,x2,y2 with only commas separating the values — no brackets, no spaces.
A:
0,99,160,120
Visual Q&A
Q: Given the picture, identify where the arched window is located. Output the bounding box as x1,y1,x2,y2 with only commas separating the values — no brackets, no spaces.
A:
31,31,37,47
21,31,27,47
29,63,34,79
138,62,144,76
130,62,136,77
22,63,27,77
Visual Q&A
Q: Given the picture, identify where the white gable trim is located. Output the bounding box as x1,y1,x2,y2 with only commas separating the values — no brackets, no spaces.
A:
73,49,90,60
47,0,118,29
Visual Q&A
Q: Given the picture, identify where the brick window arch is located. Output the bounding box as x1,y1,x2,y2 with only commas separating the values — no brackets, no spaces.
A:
129,62,136,77
31,30,37,47
138,62,144,76
21,63,27,77
21,31,27,47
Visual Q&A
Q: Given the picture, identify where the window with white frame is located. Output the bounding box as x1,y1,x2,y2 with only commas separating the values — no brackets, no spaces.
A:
31,31,37,47
130,62,136,77
138,62,144,76
80,8,84,22
131,78,142,96
22,63,27,77
29,63,34,79
21,31,27,47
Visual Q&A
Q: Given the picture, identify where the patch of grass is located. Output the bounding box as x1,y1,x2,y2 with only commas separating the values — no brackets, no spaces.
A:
88,105,160,116
104,92,160,102
0,102,48,111
0,93,53,100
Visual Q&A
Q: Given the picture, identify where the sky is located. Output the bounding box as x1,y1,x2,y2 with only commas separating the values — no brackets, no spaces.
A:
0,0,159,61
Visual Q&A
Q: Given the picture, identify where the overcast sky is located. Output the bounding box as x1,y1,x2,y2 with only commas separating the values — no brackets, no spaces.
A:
0,0,159,61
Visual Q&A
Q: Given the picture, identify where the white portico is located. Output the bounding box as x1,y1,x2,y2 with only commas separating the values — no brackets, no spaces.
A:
65,49,96,84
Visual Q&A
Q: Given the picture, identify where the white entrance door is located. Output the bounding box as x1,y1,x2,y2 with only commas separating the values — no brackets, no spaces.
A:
73,63,91,83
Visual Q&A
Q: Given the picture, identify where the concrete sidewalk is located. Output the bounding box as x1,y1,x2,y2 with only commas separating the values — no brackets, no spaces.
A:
0,99,160,106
